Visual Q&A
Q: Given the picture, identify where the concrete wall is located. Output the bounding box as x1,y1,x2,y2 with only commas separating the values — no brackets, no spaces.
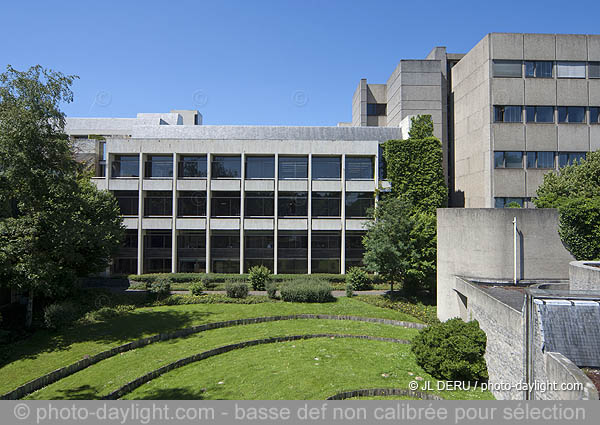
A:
569,261,600,291
437,208,574,320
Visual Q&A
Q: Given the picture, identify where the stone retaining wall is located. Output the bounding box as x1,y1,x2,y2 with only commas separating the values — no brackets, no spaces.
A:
569,261,600,291
326,388,443,400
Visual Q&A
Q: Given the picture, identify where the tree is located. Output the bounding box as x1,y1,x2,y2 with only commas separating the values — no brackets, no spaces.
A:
408,114,435,140
533,151,600,260
0,65,124,327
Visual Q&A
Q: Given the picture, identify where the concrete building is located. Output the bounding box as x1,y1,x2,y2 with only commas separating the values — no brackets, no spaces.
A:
67,112,400,275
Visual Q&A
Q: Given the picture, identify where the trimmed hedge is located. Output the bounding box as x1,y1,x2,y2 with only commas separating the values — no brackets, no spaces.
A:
354,295,437,325
225,281,249,299
279,279,334,303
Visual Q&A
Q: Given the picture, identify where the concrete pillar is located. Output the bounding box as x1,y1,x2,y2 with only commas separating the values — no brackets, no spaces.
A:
307,153,312,275
137,152,144,275
240,153,245,274
206,153,211,274
274,153,279,275
171,153,177,273
341,154,346,274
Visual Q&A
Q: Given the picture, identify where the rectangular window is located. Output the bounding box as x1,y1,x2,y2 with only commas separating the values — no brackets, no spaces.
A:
494,152,523,169
494,106,522,123
177,191,206,216
244,231,274,272
278,192,308,217
211,191,240,217
558,106,586,123
492,60,522,77
526,152,555,169
525,106,554,123
144,191,172,216
278,231,307,274
211,231,240,273
143,230,171,273
112,155,139,178
556,62,586,78
345,157,374,180
558,152,587,168
312,192,341,217
97,141,106,177
590,62,600,78
345,231,366,271
378,144,387,180
524,61,553,78
590,107,600,124
311,231,341,274
145,155,173,178
112,229,138,275
178,155,207,178
278,156,308,179
494,198,528,208
177,231,206,273
211,156,241,178
366,103,387,116
245,156,275,179
113,190,139,216
245,191,274,217
345,192,374,218
312,156,341,180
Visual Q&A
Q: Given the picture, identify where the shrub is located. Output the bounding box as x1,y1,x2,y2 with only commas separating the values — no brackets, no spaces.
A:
345,283,354,298
266,281,278,299
43,302,79,330
354,294,438,324
147,276,171,298
346,267,372,291
189,281,205,296
155,293,273,305
225,281,249,299
279,279,334,303
83,305,135,323
248,265,271,290
411,318,488,382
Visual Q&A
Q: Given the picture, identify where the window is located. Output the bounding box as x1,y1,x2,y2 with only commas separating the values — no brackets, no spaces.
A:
177,231,206,273
345,231,366,271
144,191,172,216
492,60,522,78
525,106,554,123
526,152,555,169
524,61,553,78
113,190,139,216
278,231,308,274
178,155,207,178
112,155,139,178
494,106,522,122
366,103,387,116
278,192,308,217
345,157,374,180
143,230,172,273
558,106,586,123
345,192,374,218
590,107,600,124
279,156,308,179
556,62,586,78
244,231,274,272
211,191,240,217
112,229,138,275
178,191,206,216
311,231,341,274
211,156,241,178
211,231,240,273
558,152,586,168
145,155,173,178
312,156,341,180
378,144,387,180
245,191,274,216
494,152,523,169
245,156,274,179
494,198,529,208
97,141,106,177
590,62,600,79
312,192,341,217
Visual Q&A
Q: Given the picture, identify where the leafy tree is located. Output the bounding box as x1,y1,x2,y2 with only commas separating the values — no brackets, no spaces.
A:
0,65,124,327
408,114,434,140
506,201,522,208
534,151,600,260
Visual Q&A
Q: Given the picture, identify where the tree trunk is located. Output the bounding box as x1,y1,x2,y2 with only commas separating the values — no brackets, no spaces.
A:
390,281,394,293
26,289,33,328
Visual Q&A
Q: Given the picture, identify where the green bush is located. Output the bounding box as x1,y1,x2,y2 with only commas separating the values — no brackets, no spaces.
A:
225,281,249,299
189,281,205,296
247,265,271,290
82,305,135,323
345,283,354,298
154,293,273,305
266,281,278,299
411,318,488,382
346,267,372,291
354,294,438,325
279,279,334,303
43,302,79,330
147,276,171,298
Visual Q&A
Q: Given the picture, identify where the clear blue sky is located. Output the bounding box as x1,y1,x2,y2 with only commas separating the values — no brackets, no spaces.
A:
2,0,600,125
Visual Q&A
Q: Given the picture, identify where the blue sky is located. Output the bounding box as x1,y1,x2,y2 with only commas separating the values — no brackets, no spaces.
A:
2,0,600,125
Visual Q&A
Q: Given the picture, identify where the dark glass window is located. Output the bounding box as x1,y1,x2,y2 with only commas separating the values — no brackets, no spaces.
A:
525,106,554,123
524,61,553,78
112,258,137,275
590,62,600,79
312,231,341,274
245,191,274,216
558,106,586,123
492,60,522,77
494,198,528,208
494,152,523,169
245,156,275,179
97,141,106,177
346,157,374,180
494,106,522,122
211,231,240,273
590,107,600,124
211,156,241,178
278,231,308,274
177,191,206,216
145,155,173,178
211,191,240,217
279,156,308,179
112,229,138,275
345,231,366,271
312,157,341,180
244,231,274,272
178,231,206,273
113,190,139,216
345,192,374,218
144,191,172,216
278,192,308,217
526,152,555,169
312,192,341,217
378,144,387,180
178,155,207,178
143,230,171,273
366,103,387,116
112,155,139,178
558,152,587,168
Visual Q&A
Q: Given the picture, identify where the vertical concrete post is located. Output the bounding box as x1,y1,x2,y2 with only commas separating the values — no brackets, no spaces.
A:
341,154,346,274
240,153,245,274
274,153,279,275
206,153,211,274
307,153,312,275
171,153,177,273
137,152,144,275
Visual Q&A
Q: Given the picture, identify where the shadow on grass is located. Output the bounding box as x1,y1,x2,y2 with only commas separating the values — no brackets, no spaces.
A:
55,384,99,400
132,387,206,400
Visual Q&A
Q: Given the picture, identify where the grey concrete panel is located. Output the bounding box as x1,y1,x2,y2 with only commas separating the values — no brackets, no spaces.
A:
493,169,526,197
569,261,600,291
366,84,386,103
525,125,558,151
400,100,445,110
587,35,600,61
492,78,524,105
399,72,441,86
175,218,206,230
142,218,172,229
345,219,368,231
490,33,524,60
211,179,241,191
524,79,556,105
108,179,139,191
312,218,342,231
143,179,172,191
558,125,590,151
556,34,588,60
312,180,342,192
398,60,441,73
177,179,207,191
122,218,138,229
278,180,308,192
524,34,556,60
590,126,600,151
244,218,274,230
588,80,600,105
400,86,441,101
245,179,275,191
526,169,552,197
278,218,308,230
210,218,240,230
492,123,525,150
557,79,589,105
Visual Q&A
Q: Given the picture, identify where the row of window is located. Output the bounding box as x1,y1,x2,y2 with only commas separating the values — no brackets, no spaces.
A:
113,229,366,274
108,155,377,180
492,60,600,79
494,151,586,169
494,106,600,123
114,191,375,218
494,197,532,208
